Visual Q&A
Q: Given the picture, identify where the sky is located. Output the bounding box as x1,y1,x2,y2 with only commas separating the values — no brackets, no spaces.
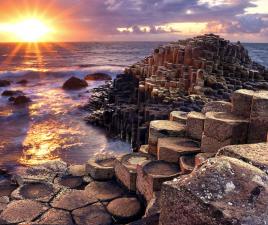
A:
0,0,267,42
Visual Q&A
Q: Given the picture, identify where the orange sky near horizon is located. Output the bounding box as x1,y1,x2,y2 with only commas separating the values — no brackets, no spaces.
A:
0,0,267,43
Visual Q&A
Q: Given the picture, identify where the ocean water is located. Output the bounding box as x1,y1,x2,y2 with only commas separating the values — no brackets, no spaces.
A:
0,42,267,169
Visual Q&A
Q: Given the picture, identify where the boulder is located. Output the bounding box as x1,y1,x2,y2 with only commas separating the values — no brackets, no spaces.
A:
0,80,11,87
9,95,31,105
16,79,28,85
160,156,268,225
84,73,112,81
62,77,88,90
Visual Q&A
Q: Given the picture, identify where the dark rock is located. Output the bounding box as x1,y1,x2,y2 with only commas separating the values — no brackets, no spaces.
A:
1,90,24,97
9,95,31,105
63,77,88,90
0,80,11,87
84,73,112,81
16,79,28,85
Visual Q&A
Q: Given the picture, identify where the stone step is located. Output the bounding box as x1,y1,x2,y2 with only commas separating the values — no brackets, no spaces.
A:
86,157,116,181
201,112,249,153
148,120,186,155
157,137,200,163
114,153,153,192
248,91,268,143
186,112,205,140
136,160,180,202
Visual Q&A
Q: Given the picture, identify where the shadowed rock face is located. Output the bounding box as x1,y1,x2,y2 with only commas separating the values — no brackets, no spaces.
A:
160,156,268,225
84,73,112,81
63,77,88,90
0,80,11,87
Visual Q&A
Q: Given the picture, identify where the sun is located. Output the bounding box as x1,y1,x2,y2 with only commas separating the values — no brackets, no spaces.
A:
13,18,52,42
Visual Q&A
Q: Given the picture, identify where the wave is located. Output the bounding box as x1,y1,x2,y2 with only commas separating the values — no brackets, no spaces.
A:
0,65,124,80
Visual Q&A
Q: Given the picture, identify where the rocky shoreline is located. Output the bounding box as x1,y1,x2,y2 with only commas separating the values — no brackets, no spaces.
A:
0,34,268,225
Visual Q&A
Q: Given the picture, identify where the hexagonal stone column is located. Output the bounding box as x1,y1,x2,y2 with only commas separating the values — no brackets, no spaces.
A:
157,137,200,163
232,89,254,118
248,91,268,143
85,181,125,202
107,197,143,223
186,112,205,140
160,156,268,225
72,203,113,225
115,153,152,191
201,112,249,153
217,143,268,174
202,101,232,114
86,157,116,181
148,120,186,155
136,160,180,202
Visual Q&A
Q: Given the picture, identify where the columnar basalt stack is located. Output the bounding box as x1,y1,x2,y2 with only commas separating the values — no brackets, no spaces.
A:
85,34,268,150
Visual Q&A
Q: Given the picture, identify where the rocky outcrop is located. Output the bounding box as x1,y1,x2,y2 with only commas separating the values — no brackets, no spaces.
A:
0,80,11,87
63,77,88,90
84,34,267,150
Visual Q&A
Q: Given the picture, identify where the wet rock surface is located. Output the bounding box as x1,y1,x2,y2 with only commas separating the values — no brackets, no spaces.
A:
63,76,88,90
0,80,11,87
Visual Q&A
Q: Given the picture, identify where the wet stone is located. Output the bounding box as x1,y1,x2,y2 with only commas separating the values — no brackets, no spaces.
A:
51,190,97,211
72,203,113,225
55,175,84,189
85,181,125,202
0,200,48,224
86,157,116,181
115,153,152,191
36,208,74,225
11,182,58,202
107,197,143,223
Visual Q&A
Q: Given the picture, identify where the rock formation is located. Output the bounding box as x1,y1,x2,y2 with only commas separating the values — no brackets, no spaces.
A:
84,34,268,150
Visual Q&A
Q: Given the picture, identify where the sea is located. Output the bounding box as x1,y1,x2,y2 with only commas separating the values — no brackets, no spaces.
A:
0,42,267,170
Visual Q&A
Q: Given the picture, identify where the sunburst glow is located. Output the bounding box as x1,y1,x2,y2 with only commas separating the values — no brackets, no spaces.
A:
12,19,52,42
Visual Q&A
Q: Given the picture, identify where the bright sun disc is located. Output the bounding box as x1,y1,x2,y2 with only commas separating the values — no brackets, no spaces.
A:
13,19,51,42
